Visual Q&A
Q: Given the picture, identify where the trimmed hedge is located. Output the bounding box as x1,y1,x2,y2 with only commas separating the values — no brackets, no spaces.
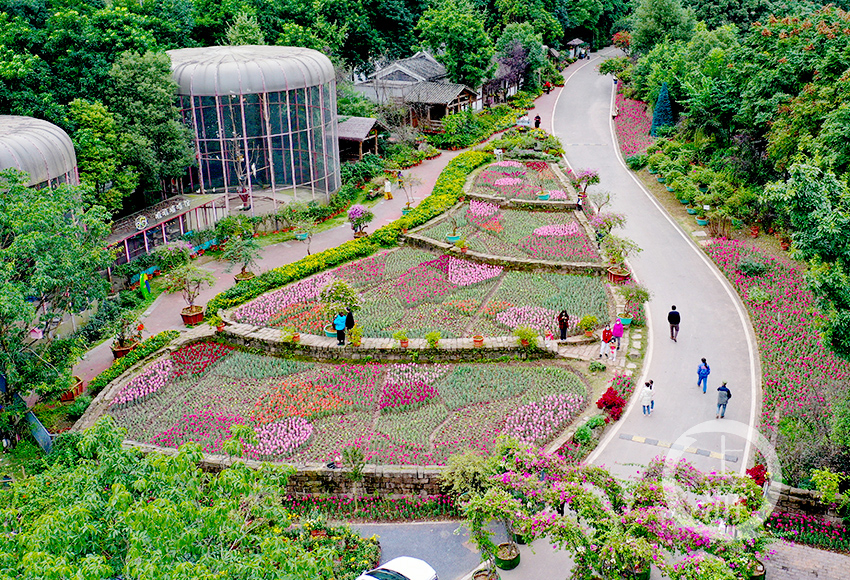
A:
88,330,180,396
205,150,493,317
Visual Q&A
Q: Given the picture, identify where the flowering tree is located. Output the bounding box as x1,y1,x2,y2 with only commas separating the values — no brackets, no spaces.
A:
347,204,374,233
566,168,601,194
461,440,773,580
612,30,631,55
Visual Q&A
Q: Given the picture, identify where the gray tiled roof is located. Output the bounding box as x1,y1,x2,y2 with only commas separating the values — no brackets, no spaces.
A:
337,116,380,141
403,82,475,105
396,52,447,81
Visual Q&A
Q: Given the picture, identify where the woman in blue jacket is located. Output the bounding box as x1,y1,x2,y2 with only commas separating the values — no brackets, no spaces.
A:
333,311,347,346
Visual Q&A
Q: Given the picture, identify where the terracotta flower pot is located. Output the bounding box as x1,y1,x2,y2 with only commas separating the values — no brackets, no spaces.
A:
606,266,631,284
399,339,409,348
216,324,225,332
111,340,138,359
473,335,484,347
181,305,204,326
291,333,300,343
520,338,529,347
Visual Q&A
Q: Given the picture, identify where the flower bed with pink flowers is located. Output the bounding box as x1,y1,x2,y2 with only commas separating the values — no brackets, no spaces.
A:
705,238,850,484
473,160,567,201
231,247,610,339
613,90,655,157
107,349,588,465
422,203,600,263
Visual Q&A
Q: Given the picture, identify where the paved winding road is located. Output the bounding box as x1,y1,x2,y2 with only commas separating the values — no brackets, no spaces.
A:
552,49,760,481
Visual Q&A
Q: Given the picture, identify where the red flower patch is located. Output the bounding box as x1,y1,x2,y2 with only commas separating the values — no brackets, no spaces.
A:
171,342,235,377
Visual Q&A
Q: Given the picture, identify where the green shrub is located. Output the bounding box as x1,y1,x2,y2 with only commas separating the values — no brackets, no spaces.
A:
589,361,607,373
574,425,593,444
625,154,648,170
738,257,767,277
599,56,630,76
67,395,92,419
587,416,606,429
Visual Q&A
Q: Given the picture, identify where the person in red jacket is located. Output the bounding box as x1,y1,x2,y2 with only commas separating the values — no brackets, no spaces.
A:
600,324,613,358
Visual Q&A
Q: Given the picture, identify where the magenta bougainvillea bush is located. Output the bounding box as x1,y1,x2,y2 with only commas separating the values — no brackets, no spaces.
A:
614,91,655,157
107,349,587,465
232,247,609,338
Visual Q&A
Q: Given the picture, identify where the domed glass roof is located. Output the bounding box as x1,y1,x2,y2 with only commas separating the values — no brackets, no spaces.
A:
167,45,335,96
0,116,77,186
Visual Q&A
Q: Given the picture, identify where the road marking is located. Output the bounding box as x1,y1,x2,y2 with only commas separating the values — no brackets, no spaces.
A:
617,434,738,463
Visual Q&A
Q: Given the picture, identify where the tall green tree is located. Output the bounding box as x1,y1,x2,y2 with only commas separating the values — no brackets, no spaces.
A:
650,81,673,135
224,10,266,44
765,161,850,358
493,0,564,46
416,0,495,88
106,51,194,207
631,0,694,55
495,23,547,89
68,98,139,213
0,171,114,403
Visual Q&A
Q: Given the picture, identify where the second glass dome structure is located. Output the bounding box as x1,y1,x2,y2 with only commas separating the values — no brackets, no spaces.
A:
168,45,340,206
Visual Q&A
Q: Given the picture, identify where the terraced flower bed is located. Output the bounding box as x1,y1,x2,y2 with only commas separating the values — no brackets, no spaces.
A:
231,247,609,337
421,200,599,263
107,346,588,465
473,160,568,201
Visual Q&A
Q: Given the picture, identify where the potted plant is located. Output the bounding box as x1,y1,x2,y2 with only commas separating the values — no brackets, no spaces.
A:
392,329,409,348
425,331,441,349
473,335,485,347
222,236,262,282
348,204,374,238
537,189,550,201
348,324,363,347
111,313,143,358
686,203,698,215
696,210,710,227
293,218,317,255
578,315,598,337
281,326,300,343
513,326,538,348
602,234,642,283
446,215,462,244
402,202,414,216
455,237,469,254
163,264,217,326
617,284,650,327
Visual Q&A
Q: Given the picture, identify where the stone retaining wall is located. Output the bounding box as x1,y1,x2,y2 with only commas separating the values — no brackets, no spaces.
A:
125,440,446,496
217,319,561,362
769,482,843,524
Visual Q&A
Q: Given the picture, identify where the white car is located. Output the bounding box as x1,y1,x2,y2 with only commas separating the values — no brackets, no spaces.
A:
356,556,438,580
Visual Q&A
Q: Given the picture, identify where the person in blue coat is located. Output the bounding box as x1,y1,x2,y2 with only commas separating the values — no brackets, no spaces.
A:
333,311,347,346
697,358,711,393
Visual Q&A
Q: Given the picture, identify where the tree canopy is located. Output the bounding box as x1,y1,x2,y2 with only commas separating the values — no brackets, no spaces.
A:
416,0,496,89
0,417,380,579
0,171,114,403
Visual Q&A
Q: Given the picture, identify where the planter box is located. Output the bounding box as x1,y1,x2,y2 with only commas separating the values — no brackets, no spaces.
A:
111,341,138,359
607,267,631,284
181,305,204,325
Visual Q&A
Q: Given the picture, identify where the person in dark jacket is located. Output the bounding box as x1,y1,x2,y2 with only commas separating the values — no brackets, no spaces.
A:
345,307,355,330
534,115,541,128
716,382,732,418
668,305,680,342
557,310,570,340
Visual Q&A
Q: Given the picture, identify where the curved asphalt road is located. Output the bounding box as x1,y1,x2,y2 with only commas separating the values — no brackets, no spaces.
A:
553,50,759,480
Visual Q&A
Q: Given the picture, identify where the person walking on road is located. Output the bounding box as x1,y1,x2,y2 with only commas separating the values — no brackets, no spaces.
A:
612,318,624,350
641,382,654,415
534,115,541,128
668,305,680,342
716,381,732,418
600,324,613,358
697,358,711,393
557,310,570,340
